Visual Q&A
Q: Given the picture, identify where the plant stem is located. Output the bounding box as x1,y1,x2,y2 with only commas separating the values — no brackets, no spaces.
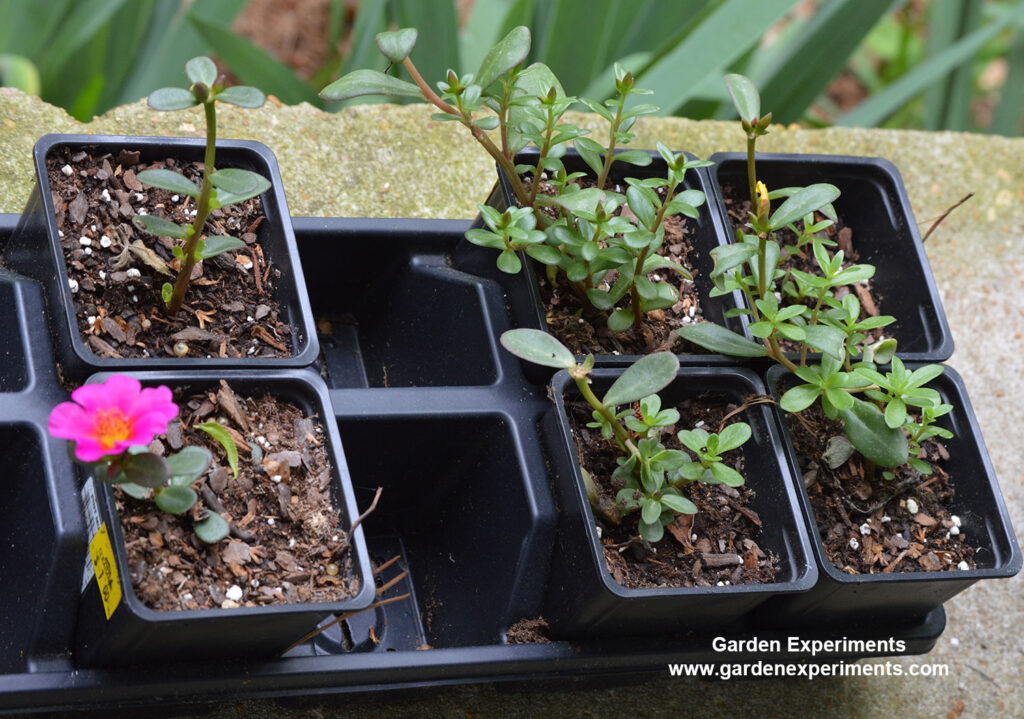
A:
402,57,531,208
800,285,829,366
757,234,767,299
167,100,217,316
596,99,624,190
629,182,678,325
746,135,758,207
573,374,640,460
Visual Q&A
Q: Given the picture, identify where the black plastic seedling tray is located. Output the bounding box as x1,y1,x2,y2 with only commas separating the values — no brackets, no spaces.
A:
0,214,947,714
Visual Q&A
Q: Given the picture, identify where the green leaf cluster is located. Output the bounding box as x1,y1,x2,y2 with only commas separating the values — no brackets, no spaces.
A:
134,56,269,316
500,329,751,543
680,74,956,479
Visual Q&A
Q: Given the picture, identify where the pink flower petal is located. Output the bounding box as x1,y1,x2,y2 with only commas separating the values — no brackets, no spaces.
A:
48,401,93,442
72,437,111,463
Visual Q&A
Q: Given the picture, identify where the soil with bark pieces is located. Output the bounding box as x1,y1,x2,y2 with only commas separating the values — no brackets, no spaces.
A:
505,617,551,644
782,396,975,574
568,396,778,589
723,186,888,351
116,381,361,611
523,175,707,357
43,146,293,365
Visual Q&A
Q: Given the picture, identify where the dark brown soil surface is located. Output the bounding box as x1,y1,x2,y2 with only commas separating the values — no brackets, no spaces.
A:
723,185,887,351
524,175,707,357
568,397,779,589
45,146,293,363
506,617,551,644
782,398,975,574
117,381,361,611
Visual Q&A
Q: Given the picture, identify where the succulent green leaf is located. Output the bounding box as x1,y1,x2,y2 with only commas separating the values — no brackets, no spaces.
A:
638,518,664,543
641,497,661,525
133,214,187,239
496,248,522,273
500,329,576,369
209,168,262,195
119,482,148,500
768,184,841,231
148,87,199,111
613,150,653,167
196,421,240,478
121,452,170,489
525,244,562,265
542,187,606,216
319,69,422,101
137,169,200,199
709,461,745,487
780,384,821,413
166,446,213,486
212,172,271,207
659,493,697,515
215,85,266,108
907,364,945,389
475,25,530,92
193,511,230,544
602,352,679,407
802,324,847,361
885,397,907,429
185,55,218,87
200,235,247,259
717,422,752,452
839,398,909,468
155,484,198,515
375,28,418,63
724,73,760,123
678,323,768,357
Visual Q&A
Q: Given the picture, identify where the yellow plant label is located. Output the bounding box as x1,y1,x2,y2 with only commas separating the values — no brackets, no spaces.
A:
89,523,121,620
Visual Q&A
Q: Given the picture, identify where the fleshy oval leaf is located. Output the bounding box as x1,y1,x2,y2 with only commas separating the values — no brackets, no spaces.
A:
166,446,212,486
475,26,531,92
602,352,679,407
375,28,418,64
215,85,265,108
769,184,841,231
500,329,576,369
839,398,909,468
154,484,198,515
194,511,230,544
724,73,760,123
133,214,187,239
137,169,200,199
185,56,218,87
148,87,199,111
319,69,422,101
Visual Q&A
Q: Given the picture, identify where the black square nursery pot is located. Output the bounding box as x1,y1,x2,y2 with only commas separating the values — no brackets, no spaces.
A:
3,134,319,383
708,153,954,363
74,370,375,667
541,366,817,639
456,148,745,382
757,363,1021,627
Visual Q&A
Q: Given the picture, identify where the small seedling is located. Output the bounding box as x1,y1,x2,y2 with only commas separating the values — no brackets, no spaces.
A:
679,74,954,482
501,329,750,542
132,56,269,317
48,375,231,542
321,28,711,333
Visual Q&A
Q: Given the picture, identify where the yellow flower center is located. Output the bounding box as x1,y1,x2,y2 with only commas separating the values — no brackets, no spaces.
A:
93,408,133,450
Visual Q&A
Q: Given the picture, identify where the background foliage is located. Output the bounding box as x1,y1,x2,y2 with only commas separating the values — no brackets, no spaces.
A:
0,0,1021,135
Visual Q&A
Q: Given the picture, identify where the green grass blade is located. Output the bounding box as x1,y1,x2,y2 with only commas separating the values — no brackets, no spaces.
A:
460,0,514,74
116,0,248,107
753,0,897,124
922,0,965,130
36,0,129,81
838,2,1024,127
0,0,74,58
991,27,1024,135
637,0,798,115
0,54,40,95
395,0,460,88
188,13,323,107
339,0,389,74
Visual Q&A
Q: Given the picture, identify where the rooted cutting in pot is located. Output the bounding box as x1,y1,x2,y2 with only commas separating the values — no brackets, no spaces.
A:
118,380,360,610
566,394,777,588
47,147,293,362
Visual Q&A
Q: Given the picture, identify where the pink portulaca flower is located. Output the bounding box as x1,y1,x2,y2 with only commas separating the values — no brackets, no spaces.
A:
48,375,179,462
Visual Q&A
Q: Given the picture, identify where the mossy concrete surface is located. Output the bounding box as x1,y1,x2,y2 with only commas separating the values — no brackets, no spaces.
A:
3,88,1022,719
